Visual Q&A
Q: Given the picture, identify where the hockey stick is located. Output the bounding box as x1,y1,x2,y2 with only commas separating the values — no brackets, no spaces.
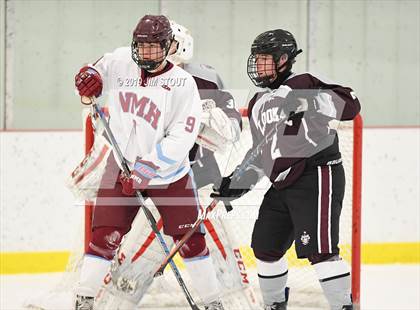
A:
85,96,200,310
153,111,286,276
231,115,284,182
155,99,308,276
154,197,221,276
154,114,299,274
156,93,343,278
231,95,325,181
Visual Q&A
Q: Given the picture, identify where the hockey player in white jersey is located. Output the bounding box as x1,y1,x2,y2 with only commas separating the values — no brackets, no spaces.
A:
74,15,224,310
168,20,242,189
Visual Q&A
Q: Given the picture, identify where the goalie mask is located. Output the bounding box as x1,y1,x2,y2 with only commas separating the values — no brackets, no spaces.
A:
168,20,194,65
247,29,302,88
131,15,173,71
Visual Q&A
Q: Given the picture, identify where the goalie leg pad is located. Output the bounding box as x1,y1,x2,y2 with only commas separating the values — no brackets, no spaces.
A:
172,233,209,259
173,233,220,304
183,253,221,304
87,226,129,260
76,254,112,298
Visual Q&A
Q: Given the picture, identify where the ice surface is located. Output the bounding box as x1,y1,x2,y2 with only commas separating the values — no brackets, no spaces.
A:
1,265,419,310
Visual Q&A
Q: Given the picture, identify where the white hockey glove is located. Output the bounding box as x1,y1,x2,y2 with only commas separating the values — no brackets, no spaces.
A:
209,107,239,141
197,99,240,153
67,134,112,201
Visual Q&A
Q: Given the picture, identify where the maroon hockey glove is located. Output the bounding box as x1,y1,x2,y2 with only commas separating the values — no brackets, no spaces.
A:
75,66,103,100
132,158,159,191
119,158,159,195
119,172,135,196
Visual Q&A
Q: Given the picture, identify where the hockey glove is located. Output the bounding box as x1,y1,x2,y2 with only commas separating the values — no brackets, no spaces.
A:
119,172,135,196
75,66,103,102
119,158,159,195
210,167,259,202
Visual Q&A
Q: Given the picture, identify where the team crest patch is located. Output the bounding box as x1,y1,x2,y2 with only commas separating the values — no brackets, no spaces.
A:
300,231,310,246
105,231,121,247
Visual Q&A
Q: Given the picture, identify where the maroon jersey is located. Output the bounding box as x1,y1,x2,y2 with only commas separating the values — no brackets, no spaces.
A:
185,63,242,188
246,72,361,189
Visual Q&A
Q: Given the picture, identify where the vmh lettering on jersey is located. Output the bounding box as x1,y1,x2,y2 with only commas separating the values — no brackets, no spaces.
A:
119,91,161,129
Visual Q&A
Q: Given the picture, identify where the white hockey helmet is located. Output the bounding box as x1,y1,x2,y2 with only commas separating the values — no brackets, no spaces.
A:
168,20,193,64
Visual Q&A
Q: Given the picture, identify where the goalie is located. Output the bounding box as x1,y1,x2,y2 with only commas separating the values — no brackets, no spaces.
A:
167,21,242,189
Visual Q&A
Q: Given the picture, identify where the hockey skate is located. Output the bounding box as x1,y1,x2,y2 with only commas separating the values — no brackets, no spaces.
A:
264,301,287,310
204,299,225,310
342,305,353,309
264,287,289,310
75,295,94,310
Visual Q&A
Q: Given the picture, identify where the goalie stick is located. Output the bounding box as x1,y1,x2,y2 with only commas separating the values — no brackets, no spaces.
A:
84,96,200,310
154,198,224,277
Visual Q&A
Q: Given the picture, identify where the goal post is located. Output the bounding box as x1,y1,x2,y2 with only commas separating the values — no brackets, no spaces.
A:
84,114,94,254
351,114,363,309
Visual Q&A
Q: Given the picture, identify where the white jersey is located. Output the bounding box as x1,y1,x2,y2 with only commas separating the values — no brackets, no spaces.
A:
91,47,201,185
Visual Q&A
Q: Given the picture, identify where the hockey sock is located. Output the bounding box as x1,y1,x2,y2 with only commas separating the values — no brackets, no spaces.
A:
75,254,112,297
313,259,352,309
256,256,288,305
183,254,221,304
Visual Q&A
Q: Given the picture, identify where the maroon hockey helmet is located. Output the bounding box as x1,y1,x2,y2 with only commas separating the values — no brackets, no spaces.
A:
131,15,173,71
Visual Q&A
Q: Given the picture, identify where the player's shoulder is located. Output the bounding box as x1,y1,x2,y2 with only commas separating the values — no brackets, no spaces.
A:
284,71,336,89
167,64,198,91
112,46,131,56
183,63,224,89
102,46,132,63
169,63,191,77
169,64,195,83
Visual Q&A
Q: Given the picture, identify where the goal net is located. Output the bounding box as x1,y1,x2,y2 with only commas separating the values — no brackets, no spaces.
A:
25,109,362,310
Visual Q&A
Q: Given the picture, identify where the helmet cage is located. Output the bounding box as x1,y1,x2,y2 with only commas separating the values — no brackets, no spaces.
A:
247,54,277,88
247,38,302,87
131,39,172,71
131,15,173,71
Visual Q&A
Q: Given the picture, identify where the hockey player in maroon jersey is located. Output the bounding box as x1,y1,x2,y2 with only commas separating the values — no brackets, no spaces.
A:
73,15,224,310
167,20,242,189
211,29,360,310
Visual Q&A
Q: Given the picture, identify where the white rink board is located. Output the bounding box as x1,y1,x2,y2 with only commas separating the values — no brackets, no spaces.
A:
0,131,85,252
0,127,419,253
